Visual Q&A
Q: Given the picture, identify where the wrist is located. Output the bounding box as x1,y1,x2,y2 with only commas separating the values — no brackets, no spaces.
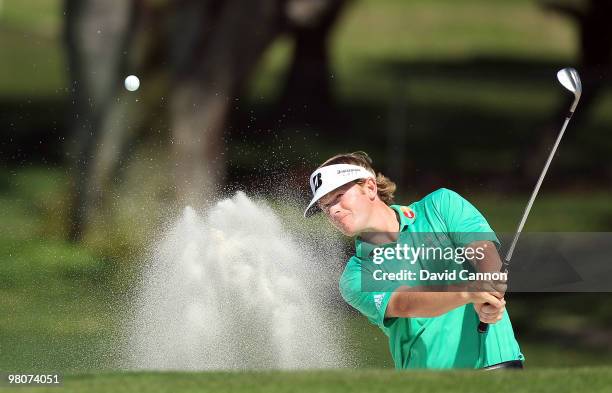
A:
460,291,473,304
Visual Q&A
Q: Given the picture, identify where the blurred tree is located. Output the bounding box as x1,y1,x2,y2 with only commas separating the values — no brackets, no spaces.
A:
64,0,347,241
280,0,347,121
543,0,612,81
64,0,138,241
522,0,612,181
168,0,283,207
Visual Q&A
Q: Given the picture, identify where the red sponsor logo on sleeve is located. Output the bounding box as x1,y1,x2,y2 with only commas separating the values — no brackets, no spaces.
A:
401,207,415,219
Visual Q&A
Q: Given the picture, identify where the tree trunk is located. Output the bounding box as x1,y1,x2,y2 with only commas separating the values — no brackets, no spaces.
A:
64,0,136,241
280,0,347,122
169,0,282,207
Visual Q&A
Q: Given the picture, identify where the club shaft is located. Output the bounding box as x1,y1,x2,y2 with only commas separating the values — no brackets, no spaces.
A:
478,112,574,335
504,110,574,263
479,70,581,336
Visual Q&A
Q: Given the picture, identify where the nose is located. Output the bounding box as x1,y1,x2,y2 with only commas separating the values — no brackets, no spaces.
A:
330,202,344,218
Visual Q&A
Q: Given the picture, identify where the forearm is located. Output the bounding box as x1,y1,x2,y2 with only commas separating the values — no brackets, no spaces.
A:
467,240,503,273
465,240,507,298
388,286,470,318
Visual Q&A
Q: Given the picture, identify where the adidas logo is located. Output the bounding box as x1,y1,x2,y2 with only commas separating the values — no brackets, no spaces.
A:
373,294,384,310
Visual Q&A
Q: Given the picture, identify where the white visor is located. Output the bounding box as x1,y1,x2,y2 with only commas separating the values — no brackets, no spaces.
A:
304,164,375,218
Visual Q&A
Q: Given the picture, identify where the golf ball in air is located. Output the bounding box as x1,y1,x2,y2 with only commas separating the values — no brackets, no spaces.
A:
124,75,140,91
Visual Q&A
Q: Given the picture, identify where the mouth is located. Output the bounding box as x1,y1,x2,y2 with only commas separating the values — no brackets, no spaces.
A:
333,213,350,226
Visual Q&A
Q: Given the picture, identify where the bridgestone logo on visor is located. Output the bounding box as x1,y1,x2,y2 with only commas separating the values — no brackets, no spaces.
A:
337,168,361,174
312,172,323,192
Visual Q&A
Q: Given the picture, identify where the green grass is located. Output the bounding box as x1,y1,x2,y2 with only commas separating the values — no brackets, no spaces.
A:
0,0,65,96
0,167,125,372
3,368,612,393
0,0,60,35
473,192,612,232
0,286,120,372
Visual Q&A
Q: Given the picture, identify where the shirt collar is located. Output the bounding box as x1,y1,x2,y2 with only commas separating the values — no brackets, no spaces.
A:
354,204,416,258
390,204,416,230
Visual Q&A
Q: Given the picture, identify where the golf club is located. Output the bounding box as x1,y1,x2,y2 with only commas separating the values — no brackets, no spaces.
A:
477,67,582,334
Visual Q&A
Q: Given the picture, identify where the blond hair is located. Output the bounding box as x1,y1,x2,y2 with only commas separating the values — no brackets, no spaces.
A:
318,151,396,204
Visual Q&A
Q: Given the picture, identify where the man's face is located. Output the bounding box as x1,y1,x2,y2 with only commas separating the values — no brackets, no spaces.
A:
317,180,374,236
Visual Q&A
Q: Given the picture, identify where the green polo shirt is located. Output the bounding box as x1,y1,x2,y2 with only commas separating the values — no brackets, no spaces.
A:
339,188,524,369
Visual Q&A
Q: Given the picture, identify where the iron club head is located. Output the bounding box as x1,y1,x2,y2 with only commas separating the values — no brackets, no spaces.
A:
557,68,582,112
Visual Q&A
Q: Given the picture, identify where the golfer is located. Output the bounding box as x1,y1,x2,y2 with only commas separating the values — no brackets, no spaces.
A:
304,151,524,369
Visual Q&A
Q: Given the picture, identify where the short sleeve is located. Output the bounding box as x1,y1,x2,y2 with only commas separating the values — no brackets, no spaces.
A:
339,258,398,330
430,188,500,247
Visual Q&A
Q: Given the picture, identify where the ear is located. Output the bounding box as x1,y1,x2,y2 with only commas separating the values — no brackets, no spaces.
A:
364,177,378,201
